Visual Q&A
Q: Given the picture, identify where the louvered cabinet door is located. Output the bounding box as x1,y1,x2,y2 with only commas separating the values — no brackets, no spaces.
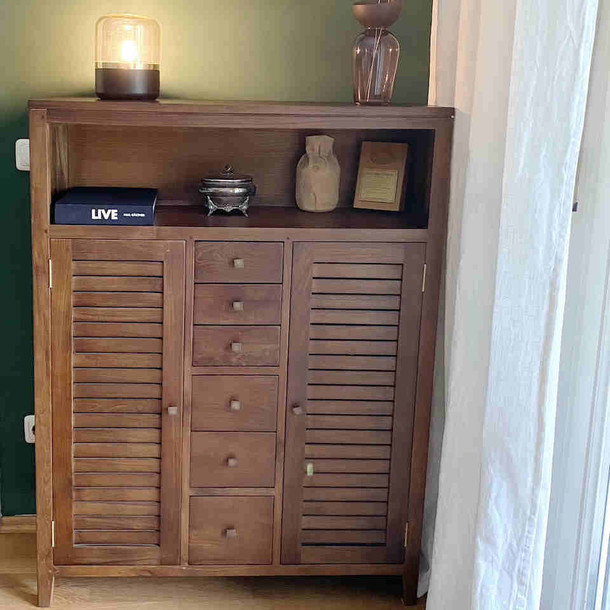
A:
281,242,425,565
50,239,185,566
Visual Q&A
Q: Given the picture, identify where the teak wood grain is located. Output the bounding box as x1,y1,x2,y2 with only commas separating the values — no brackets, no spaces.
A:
191,376,278,431
193,284,282,325
402,122,452,605
192,326,281,367
189,496,274,565
180,238,196,566
50,240,74,567
281,242,426,567
190,432,276,488
29,99,451,606
160,242,186,565
30,108,55,608
194,242,283,283
49,238,185,571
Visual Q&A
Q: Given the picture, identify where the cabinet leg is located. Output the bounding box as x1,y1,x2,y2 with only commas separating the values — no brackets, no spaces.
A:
37,568,54,607
401,573,419,607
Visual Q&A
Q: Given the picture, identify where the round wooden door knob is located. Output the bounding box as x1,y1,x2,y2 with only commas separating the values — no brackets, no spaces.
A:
292,404,305,416
233,258,245,269
167,406,179,416
225,528,238,539
231,342,242,353
229,399,241,411
232,300,244,312
226,457,239,468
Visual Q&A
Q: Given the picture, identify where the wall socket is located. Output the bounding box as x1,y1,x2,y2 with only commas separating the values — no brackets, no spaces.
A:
24,415,35,443
15,139,30,171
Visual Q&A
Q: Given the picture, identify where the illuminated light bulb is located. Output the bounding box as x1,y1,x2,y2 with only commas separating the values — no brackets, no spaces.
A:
120,40,139,63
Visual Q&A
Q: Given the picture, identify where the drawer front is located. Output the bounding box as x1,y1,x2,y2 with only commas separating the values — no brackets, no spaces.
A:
195,242,283,284
191,376,278,431
193,326,280,366
189,496,273,564
194,284,282,325
190,432,276,487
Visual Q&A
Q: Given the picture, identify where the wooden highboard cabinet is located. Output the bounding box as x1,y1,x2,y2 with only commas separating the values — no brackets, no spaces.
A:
28,99,452,607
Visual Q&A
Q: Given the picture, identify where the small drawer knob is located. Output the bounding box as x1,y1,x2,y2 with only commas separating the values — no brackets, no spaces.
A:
167,406,179,416
233,258,245,269
231,342,242,353
225,528,238,539
226,456,239,468
232,300,244,312
229,399,241,412
292,404,304,416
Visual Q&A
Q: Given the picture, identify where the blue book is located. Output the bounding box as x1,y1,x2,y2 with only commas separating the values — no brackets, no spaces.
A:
54,187,157,226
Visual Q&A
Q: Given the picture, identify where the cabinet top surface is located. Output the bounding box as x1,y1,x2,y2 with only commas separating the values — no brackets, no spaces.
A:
29,97,454,120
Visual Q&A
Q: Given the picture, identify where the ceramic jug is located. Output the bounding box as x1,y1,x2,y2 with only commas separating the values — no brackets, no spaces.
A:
296,135,340,213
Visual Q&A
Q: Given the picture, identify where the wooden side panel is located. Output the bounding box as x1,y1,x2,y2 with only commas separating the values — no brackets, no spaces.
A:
31,108,55,607
281,242,425,565
50,239,185,566
402,123,453,604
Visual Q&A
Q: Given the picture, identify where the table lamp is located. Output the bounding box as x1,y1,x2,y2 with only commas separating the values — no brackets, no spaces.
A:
95,14,160,100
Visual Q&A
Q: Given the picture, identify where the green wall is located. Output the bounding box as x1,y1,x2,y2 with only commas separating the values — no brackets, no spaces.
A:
0,0,431,516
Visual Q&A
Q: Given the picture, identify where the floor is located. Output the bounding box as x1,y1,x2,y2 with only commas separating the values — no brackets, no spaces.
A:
0,534,425,609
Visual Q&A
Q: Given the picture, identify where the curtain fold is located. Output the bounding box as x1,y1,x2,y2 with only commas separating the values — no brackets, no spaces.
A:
424,0,599,607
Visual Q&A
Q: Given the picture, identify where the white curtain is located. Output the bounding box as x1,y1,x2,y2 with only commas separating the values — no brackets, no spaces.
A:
424,0,600,607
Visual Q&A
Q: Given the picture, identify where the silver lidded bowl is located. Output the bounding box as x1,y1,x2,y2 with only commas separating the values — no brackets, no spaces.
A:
199,164,256,216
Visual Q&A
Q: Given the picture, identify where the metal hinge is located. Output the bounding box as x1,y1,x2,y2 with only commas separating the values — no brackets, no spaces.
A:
51,521,55,547
422,264,427,292
404,523,409,547
49,259,53,289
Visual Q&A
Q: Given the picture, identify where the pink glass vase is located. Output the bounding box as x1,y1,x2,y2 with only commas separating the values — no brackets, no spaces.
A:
352,1,402,105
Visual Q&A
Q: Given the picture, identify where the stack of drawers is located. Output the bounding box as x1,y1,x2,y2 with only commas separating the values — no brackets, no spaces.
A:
188,242,284,565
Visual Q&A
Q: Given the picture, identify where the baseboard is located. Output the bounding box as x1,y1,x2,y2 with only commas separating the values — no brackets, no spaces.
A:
0,515,36,534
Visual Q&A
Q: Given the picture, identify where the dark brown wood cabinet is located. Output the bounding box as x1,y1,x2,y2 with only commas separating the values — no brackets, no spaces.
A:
29,99,452,607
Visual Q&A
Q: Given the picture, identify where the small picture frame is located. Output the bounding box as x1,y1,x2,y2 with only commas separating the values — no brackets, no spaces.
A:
353,142,409,212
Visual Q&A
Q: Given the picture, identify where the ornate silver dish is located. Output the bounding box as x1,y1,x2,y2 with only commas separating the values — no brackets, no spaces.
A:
199,165,256,216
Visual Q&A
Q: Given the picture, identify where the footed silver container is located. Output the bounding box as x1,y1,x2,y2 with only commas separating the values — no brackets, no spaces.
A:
199,165,256,216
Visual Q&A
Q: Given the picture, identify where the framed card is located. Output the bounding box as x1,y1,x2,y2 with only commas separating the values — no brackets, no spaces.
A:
353,142,409,212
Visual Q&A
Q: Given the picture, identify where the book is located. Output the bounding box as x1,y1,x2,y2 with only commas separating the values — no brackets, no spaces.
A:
54,187,157,226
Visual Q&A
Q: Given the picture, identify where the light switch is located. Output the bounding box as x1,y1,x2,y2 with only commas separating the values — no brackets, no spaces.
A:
24,415,35,443
16,139,30,171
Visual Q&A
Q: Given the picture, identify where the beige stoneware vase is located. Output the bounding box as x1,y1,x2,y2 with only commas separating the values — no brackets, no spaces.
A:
296,135,341,213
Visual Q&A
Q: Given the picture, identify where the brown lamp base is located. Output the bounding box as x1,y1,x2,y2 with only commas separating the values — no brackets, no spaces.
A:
95,68,160,101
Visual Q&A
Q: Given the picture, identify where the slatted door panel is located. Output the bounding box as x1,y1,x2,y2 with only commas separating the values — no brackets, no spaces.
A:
51,239,184,566
282,243,425,564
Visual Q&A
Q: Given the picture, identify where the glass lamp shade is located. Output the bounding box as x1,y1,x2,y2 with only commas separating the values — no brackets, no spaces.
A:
95,14,160,101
